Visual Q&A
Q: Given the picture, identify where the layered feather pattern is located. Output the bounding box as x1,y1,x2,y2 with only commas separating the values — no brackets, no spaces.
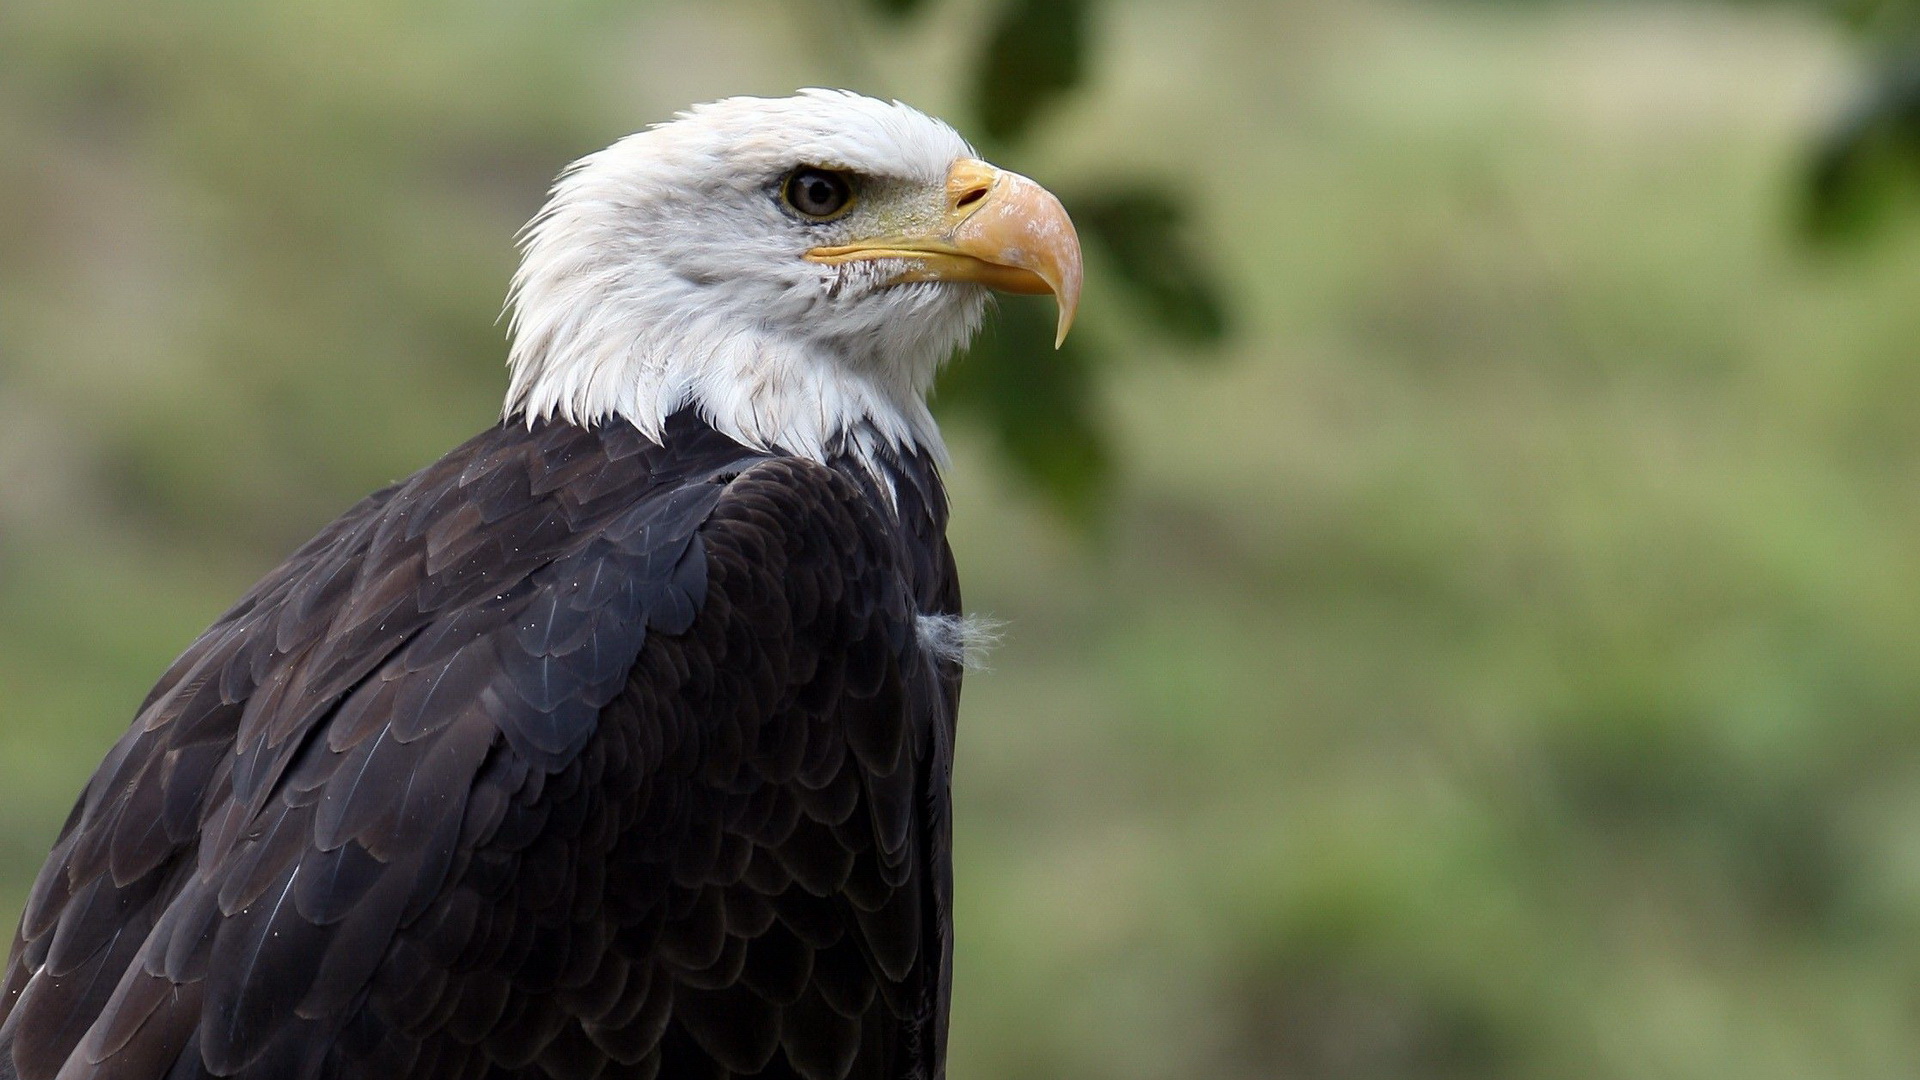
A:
0,411,961,1080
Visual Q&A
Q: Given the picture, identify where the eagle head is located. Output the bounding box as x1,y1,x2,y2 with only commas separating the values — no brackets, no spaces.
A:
504,89,1082,465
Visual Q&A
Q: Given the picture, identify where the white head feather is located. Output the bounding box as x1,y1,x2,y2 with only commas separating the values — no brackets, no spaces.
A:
504,90,990,467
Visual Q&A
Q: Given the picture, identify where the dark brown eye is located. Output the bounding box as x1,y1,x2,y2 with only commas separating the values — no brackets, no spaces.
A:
783,167,853,219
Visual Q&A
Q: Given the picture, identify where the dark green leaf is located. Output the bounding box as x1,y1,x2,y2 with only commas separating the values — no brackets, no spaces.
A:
936,295,1110,525
1077,185,1231,344
971,0,1090,145
1802,52,1920,241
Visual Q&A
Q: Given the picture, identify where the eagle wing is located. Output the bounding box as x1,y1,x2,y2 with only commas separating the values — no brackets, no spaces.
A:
0,420,958,1080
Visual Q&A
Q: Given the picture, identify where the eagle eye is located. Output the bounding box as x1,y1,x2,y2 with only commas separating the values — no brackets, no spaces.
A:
783,167,854,220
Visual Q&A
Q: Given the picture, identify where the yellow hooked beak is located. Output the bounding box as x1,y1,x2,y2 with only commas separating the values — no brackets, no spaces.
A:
805,159,1083,347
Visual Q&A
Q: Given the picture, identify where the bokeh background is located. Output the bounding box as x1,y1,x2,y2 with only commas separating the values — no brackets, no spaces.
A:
8,0,1920,1076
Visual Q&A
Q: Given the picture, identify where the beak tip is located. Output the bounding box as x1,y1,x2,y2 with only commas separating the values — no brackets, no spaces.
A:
1051,284,1079,349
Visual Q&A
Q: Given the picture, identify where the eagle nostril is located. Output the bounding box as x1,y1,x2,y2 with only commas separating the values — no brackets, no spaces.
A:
954,186,988,211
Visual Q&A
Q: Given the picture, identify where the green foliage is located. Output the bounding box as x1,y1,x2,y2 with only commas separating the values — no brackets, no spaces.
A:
1804,56,1920,239
1428,0,1920,240
1786,0,1920,240
876,0,1232,522
1716,0,1920,239
932,297,1112,525
971,0,1090,144
1076,186,1230,344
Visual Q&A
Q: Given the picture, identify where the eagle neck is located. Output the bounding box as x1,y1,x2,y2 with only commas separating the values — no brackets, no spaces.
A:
504,316,954,481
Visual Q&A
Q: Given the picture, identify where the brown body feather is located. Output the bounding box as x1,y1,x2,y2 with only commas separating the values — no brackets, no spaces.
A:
0,411,961,1080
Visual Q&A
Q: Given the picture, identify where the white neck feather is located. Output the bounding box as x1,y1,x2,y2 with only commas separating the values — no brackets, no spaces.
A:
502,277,966,468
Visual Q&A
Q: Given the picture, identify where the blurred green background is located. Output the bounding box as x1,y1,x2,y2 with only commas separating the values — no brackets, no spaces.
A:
8,0,1920,1077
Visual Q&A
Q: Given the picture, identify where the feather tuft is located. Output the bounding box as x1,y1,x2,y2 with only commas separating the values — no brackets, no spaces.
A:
915,613,1002,672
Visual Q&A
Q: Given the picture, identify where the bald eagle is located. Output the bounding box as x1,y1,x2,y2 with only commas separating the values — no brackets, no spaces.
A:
0,90,1080,1080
